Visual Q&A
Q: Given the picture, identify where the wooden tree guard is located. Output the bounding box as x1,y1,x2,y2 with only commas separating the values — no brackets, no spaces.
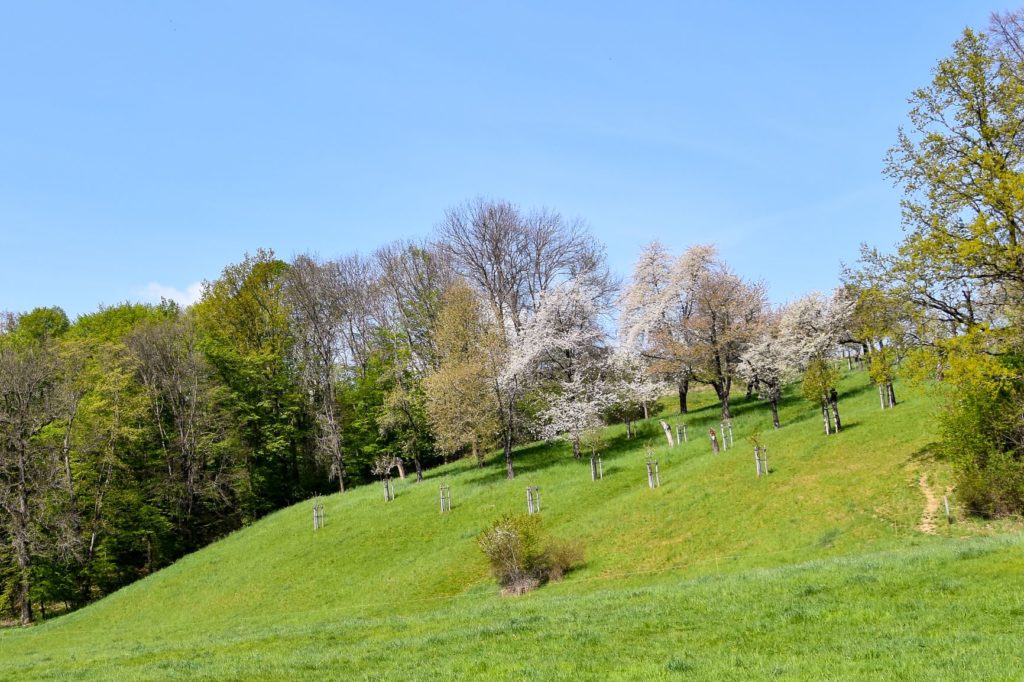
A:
944,495,952,524
659,419,675,447
676,422,688,444
754,446,762,478
709,428,720,454
761,447,768,475
382,478,394,502
720,421,734,450
590,455,603,481
646,458,661,489
312,502,325,530
526,486,541,514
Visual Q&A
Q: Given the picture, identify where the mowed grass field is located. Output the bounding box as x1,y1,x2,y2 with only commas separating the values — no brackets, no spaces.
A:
1,370,1021,680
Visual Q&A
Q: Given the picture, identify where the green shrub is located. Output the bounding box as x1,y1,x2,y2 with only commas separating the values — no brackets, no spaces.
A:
956,452,1024,517
937,346,1024,517
477,514,584,594
540,539,585,582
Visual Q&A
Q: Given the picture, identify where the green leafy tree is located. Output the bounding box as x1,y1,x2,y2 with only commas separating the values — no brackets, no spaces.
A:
195,251,309,518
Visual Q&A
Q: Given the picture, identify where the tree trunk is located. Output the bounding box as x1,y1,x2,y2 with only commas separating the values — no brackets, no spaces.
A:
770,397,780,430
60,402,82,538
396,459,406,479
413,456,423,482
504,431,515,479
745,382,754,398
714,381,732,420
678,377,689,414
572,438,581,459
642,401,649,420
472,440,483,467
15,443,33,625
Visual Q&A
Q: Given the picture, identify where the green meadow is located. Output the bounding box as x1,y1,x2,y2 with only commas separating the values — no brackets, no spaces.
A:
2,370,1020,680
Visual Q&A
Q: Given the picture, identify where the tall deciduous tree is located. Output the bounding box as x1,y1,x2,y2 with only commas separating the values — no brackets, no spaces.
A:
285,255,350,493
0,336,62,624
619,242,695,413
873,25,1024,330
679,247,766,419
423,281,500,466
436,198,612,477
195,250,306,517
127,313,237,545
508,280,613,459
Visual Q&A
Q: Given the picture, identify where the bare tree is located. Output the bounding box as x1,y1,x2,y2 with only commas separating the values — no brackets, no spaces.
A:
127,314,234,539
436,198,612,338
0,342,60,624
435,198,612,477
285,255,351,492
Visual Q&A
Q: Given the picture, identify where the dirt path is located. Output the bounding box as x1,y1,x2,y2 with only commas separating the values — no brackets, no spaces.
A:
917,473,940,534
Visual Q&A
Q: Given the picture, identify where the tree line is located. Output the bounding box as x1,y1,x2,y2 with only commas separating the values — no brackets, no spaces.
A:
0,196,885,626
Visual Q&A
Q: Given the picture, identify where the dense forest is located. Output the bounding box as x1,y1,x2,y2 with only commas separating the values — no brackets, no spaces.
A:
4,12,1024,627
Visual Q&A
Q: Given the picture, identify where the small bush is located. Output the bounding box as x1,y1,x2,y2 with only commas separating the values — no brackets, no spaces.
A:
477,514,584,594
540,539,585,582
957,452,1024,517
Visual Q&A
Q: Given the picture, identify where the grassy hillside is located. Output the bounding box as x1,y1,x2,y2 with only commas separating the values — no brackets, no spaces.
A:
1,370,1019,680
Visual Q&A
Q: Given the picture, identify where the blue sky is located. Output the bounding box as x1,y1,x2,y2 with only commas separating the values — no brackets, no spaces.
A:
0,1,995,318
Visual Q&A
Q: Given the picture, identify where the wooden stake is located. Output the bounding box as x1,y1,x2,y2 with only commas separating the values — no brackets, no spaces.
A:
754,446,761,478
943,495,951,524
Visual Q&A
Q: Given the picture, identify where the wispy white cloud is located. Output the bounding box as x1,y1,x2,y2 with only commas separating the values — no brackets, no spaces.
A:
139,281,204,308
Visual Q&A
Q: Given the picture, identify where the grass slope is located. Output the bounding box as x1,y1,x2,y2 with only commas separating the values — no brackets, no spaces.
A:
1,370,1019,680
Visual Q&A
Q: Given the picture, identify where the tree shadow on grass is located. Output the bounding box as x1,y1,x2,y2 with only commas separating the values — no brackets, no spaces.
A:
905,441,943,464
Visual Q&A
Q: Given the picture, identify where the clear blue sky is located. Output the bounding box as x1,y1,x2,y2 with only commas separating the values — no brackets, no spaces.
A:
0,1,996,318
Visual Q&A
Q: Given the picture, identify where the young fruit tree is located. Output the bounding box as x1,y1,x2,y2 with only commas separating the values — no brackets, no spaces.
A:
779,291,855,434
676,246,767,420
619,241,694,413
737,310,788,430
